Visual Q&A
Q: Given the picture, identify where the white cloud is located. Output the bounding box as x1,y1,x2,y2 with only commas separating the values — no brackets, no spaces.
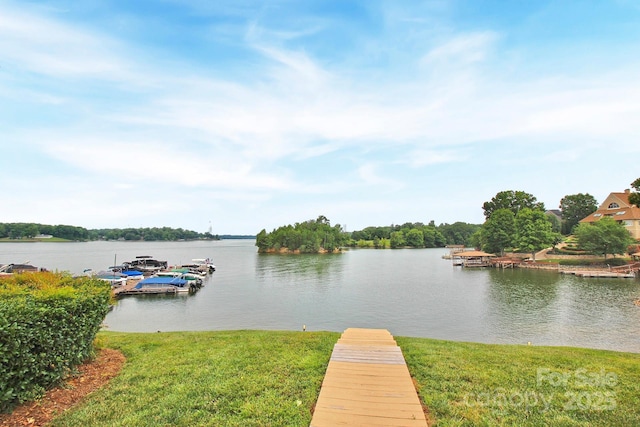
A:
34,137,293,191
422,31,499,66
0,6,131,81
404,149,466,168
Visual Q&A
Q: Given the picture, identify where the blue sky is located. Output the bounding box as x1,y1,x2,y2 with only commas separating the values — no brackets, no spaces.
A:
1,0,639,235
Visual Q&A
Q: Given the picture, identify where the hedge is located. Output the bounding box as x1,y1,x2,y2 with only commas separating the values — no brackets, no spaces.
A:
0,272,112,413
557,258,629,267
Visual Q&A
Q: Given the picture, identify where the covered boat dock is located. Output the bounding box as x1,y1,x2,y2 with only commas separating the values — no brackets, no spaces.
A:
456,250,495,267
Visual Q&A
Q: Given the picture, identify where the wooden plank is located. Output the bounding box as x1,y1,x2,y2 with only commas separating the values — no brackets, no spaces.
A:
311,408,427,427
310,328,428,427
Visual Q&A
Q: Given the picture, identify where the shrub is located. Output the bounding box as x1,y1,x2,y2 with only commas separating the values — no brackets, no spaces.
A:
0,272,112,412
548,247,592,255
557,258,629,267
558,259,597,266
605,258,629,267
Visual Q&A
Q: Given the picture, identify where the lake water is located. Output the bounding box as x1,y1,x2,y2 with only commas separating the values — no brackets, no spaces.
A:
2,240,639,352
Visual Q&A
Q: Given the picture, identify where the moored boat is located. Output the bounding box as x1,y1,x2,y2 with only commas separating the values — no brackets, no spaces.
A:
133,276,193,293
176,258,216,274
94,271,128,287
0,262,42,275
122,256,168,275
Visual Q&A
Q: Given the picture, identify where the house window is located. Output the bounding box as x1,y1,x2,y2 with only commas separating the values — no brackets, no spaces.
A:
616,211,626,215
608,202,619,209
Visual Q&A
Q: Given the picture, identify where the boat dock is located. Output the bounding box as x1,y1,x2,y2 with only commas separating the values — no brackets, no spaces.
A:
310,328,427,427
559,270,636,278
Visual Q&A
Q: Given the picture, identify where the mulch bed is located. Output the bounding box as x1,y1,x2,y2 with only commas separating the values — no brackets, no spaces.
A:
0,348,125,427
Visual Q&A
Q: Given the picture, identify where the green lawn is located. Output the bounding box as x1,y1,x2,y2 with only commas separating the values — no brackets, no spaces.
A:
49,331,640,427
0,237,71,242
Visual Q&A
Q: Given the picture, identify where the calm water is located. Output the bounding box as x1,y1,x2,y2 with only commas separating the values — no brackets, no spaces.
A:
2,240,639,352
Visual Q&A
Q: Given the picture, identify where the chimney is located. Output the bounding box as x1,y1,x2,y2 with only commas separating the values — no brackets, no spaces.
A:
625,189,630,194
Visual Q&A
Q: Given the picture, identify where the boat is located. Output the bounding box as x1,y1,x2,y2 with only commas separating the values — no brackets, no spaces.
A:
121,256,168,275
132,276,193,293
0,262,41,275
175,258,216,274
157,268,205,287
121,270,144,280
94,271,128,287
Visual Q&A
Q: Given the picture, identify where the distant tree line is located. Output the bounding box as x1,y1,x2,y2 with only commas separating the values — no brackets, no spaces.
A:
256,215,350,253
0,223,218,241
349,221,481,248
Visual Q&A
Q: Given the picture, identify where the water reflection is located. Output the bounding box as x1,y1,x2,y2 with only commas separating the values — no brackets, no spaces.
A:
255,253,345,291
487,268,560,314
483,268,640,351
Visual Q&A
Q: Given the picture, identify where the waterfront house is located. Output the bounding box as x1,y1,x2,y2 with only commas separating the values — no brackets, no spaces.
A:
579,189,640,239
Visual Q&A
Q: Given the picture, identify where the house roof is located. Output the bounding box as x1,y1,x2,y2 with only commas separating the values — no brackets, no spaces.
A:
456,250,495,257
580,190,640,223
581,206,640,223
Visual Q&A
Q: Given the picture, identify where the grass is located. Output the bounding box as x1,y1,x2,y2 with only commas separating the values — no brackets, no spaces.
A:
49,331,640,427
398,337,640,426
51,330,338,427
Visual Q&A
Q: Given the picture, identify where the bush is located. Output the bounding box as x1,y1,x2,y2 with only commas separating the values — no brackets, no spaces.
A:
605,258,629,267
0,272,112,412
558,259,598,266
557,258,629,267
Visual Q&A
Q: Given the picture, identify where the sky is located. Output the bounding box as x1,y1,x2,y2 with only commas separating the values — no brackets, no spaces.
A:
1,0,639,235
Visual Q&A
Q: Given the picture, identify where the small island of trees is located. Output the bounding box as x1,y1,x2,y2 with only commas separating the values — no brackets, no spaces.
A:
256,216,349,253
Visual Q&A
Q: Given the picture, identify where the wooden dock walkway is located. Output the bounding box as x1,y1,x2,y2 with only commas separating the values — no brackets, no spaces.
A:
310,328,428,427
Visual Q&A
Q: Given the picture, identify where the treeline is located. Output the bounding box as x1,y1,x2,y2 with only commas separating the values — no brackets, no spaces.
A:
256,216,481,252
350,221,480,248
256,216,349,253
474,188,635,259
91,227,218,241
0,223,218,241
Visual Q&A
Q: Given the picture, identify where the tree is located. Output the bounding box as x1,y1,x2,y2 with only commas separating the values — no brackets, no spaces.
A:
437,222,481,246
390,231,406,248
546,212,562,234
255,229,271,251
559,193,598,234
469,229,484,250
629,178,640,207
574,217,634,259
405,229,424,248
24,224,39,238
483,190,545,220
514,208,557,261
482,209,516,256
